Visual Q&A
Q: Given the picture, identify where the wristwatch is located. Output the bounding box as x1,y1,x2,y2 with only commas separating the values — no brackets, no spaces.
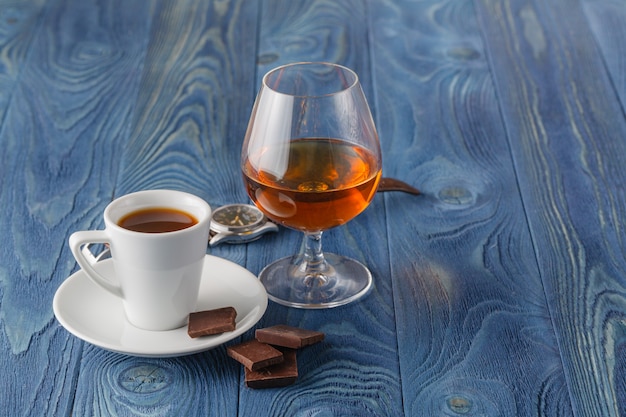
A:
209,204,279,246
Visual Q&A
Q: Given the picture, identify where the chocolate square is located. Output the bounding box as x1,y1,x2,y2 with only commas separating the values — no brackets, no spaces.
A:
227,339,284,371
245,348,298,388
187,307,237,338
255,325,324,349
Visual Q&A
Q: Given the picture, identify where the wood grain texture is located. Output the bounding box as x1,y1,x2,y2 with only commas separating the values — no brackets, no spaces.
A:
0,0,46,124
73,345,240,416
582,0,626,106
371,0,571,415
116,0,257,207
0,0,153,415
2,0,624,415
68,0,260,416
239,0,403,416
583,3,626,412
476,0,626,416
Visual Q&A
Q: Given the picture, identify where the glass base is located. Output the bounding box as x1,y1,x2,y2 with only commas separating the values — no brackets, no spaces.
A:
258,252,373,309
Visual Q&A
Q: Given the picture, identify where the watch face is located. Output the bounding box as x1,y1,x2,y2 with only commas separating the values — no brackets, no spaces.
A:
211,204,264,232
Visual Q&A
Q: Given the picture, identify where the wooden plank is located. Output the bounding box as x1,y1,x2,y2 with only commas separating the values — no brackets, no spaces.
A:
0,0,46,123
68,0,261,416
581,6,626,411
0,0,154,415
582,0,626,106
370,0,572,415
116,0,257,207
476,0,626,416
72,345,239,416
238,0,403,415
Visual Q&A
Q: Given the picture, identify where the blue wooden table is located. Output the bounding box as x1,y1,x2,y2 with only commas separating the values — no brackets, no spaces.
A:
1,0,625,415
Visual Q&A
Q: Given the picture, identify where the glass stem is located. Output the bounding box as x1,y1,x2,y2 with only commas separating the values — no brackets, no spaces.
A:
295,231,329,284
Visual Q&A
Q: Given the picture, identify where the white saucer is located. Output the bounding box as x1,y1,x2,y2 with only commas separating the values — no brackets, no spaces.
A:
53,255,267,357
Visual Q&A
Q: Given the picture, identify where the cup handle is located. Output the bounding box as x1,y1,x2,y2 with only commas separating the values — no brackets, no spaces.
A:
69,230,123,298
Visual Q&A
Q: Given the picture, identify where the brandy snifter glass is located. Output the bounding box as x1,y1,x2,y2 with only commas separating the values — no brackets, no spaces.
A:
241,62,382,308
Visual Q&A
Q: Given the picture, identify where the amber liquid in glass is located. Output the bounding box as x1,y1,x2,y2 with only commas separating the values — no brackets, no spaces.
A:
243,138,381,232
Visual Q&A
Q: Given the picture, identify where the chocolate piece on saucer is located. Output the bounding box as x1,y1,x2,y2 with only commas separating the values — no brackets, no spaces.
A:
227,339,284,371
255,325,324,349
245,348,298,389
188,307,237,338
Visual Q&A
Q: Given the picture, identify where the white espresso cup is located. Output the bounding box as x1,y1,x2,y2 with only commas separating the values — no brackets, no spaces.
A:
69,189,212,331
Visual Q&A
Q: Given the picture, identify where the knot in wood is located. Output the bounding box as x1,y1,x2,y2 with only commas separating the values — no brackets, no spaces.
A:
118,365,170,393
